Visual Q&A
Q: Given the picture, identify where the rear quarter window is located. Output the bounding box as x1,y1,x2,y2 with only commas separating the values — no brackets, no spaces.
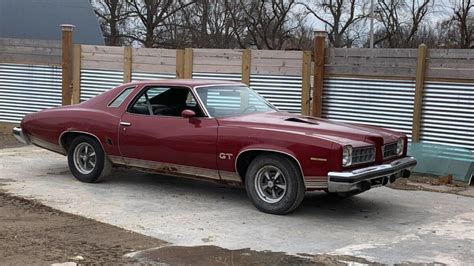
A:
108,87,134,107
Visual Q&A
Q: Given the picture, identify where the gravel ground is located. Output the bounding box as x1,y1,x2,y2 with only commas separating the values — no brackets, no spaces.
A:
1,134,472,265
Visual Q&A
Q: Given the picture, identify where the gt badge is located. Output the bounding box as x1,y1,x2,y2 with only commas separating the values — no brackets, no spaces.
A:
219,153,233,160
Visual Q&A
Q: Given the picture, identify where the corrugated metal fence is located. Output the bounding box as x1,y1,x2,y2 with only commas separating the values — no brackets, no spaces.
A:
0,63,62,123
322,77,416,140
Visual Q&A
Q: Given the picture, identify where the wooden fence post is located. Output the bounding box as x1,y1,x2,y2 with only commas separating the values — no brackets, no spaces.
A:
301,51,311,115
71,44,81,104
183,48,193,79
242,49,251,85
176,49,185,79
412,44,428,143
123,47,133,83
312,31,326,117
61,24,74,106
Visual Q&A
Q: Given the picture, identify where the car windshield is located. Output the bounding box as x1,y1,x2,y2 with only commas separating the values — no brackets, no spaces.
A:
196,86,278,117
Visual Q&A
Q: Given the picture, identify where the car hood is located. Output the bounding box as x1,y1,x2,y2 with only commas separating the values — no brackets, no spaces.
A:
216,111,403,146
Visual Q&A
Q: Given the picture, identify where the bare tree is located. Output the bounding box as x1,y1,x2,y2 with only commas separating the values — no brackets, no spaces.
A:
90,0,131,46
443,0,473,48
126,0,195,48
180,0,241,48
374,0,433,48
227,0,298,50
300,0,369,48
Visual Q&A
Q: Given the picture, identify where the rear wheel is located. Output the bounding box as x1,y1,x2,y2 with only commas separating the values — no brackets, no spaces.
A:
67,135,111,183
245,154,305,214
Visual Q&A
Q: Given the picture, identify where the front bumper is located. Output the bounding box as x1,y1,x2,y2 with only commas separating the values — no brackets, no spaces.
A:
12,127,30,144
327,157,417,193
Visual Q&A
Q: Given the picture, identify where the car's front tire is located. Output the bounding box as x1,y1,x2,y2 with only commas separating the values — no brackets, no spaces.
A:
67,135,111,183
245,154,305,214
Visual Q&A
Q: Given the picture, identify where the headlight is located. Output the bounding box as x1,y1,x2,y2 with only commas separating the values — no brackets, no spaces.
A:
342,145,352,167
397,138,405,155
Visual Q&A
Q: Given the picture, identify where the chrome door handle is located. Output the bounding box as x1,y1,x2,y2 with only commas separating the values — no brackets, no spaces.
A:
120,121,131,126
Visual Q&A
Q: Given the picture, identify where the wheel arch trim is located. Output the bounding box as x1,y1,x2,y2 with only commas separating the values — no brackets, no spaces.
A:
234,148,305,182
58,130,105,154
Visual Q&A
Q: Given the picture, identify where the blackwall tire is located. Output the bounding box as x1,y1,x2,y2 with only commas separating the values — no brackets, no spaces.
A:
245,154,305,215
67,135,111,183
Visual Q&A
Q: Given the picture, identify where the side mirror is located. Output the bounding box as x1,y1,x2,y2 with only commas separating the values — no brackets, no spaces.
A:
181,109,196,118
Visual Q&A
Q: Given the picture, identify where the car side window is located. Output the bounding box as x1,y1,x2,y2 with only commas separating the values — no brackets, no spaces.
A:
108,87,134,107
128,86,204,117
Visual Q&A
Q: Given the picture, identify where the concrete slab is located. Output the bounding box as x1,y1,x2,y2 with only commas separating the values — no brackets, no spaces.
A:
1,146,473,264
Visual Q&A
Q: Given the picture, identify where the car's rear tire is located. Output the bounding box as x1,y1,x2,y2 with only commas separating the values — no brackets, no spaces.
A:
67,135,111,183
245,154,305,214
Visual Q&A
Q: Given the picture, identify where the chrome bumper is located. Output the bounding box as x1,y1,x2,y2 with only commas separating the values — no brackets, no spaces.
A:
327,157,417,193
12,127,30,144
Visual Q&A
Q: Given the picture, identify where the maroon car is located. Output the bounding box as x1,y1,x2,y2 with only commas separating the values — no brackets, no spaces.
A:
13,80,416,214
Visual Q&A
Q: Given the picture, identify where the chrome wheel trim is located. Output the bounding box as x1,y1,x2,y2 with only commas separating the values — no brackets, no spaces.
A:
254,165,287,204
73,142,96,175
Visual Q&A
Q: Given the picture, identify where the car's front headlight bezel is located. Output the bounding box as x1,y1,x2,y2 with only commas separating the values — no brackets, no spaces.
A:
342,145,352,167
396,138,405,155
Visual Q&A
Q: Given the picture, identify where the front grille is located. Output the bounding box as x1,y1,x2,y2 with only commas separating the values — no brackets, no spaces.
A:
352,147,375,165
383,142,398,159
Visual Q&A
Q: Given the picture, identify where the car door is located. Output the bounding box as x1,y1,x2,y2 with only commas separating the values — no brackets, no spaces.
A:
118,86,219,180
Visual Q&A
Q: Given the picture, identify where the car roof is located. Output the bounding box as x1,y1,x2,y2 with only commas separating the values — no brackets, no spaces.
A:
124,79,245,88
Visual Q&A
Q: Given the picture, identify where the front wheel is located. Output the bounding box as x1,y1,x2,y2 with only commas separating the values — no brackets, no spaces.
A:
245,154,305,214
67,135,111,183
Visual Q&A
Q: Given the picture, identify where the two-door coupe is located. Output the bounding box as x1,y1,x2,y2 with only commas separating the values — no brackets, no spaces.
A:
13,80,417,214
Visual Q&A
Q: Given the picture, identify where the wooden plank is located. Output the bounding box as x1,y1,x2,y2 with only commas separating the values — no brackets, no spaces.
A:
426,68,474,80
325,73,415,81
327,48,418,58
312,33,325,117
72,44,81,104
61,25,74,106
81,45,124,55
426,58,474,69
241,49,251,85
250,65,302,76
0,46,62,56
176,49,185,79
81,60,123,71
0,37,61,48
123,47,132,83
184,48,193,79
132,55,176,66
193,64,242,74
301,51,311,116
428,49,474,59
193,48,243,55
193,57,242,66
252,50,302,59
251,58,302,68
81,53,124,63
412,44,427,143
325,65,416,78
0,53,61,65
131,64,177,74
326,56,417,68
133,48,176,57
